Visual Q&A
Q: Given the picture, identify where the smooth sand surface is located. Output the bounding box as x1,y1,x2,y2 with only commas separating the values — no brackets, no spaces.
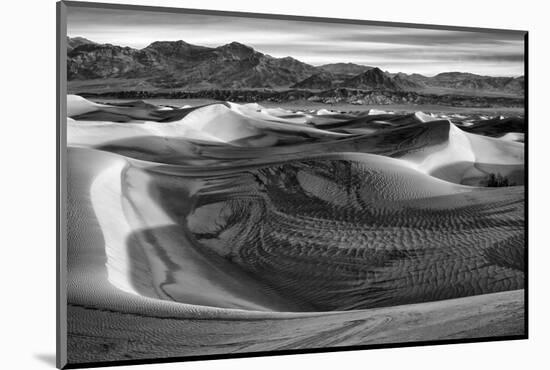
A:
65,96,525,364
499,132,525,143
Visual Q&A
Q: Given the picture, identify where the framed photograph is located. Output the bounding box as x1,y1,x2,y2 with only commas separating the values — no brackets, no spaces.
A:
56,1,527,368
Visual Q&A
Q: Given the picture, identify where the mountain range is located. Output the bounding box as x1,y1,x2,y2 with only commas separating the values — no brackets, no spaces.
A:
67,37,524,97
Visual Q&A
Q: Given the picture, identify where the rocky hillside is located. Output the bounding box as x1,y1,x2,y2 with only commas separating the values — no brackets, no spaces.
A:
341,68,403,91
427,72,525,94
67,37,524,97
66,36,96,52
67,39,317,89
291,71,338,89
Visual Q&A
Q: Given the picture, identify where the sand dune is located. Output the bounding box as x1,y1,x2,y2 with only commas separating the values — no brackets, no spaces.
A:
68,98,524,189
394,120,524,185
65,95,525,364
499,132,525,143
68,95,347,148
67,94,111,116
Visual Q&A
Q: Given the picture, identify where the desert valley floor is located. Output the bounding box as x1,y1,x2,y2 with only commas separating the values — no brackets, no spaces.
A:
64,95,525,364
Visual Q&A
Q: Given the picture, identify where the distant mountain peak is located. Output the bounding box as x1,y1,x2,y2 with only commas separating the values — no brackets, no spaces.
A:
216,42,258,60
366,67,384,74
220,41,254,51
145,40,210,50
148,40,191,46
279,56,301,62
356,67,392,82
342,67,402,91
68,36,95,43
319,62,374,76
66,36,96,51
434,71,482,79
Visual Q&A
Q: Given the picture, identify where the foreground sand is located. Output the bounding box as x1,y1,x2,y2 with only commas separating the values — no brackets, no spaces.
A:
68,290,523,363
65,95,525,364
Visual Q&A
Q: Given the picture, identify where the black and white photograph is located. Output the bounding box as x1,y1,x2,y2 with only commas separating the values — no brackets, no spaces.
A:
58,1,526,368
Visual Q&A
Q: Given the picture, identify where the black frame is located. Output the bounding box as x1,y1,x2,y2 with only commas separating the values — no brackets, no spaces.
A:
56,1,529,368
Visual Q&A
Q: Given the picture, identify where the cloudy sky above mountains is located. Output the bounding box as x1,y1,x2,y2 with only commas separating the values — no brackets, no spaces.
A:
67,6,525,77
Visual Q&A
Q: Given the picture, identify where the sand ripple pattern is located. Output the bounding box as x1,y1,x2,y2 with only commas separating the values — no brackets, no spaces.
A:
182,158,524,311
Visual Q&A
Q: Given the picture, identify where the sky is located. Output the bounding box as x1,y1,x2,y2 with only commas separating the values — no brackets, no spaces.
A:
67,6,525,77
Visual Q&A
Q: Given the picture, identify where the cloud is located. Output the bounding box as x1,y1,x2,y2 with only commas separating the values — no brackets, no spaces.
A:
326,29,523,46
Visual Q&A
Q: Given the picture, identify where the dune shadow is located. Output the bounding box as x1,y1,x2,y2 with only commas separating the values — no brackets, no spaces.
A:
462,116,524,136
430,161,524,186
124,223,313,311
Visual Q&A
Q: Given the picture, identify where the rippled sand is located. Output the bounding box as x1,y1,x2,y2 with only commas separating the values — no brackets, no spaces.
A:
65,95,525,365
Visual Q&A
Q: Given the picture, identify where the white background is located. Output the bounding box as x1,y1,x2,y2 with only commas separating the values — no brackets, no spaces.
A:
1,0,548,368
